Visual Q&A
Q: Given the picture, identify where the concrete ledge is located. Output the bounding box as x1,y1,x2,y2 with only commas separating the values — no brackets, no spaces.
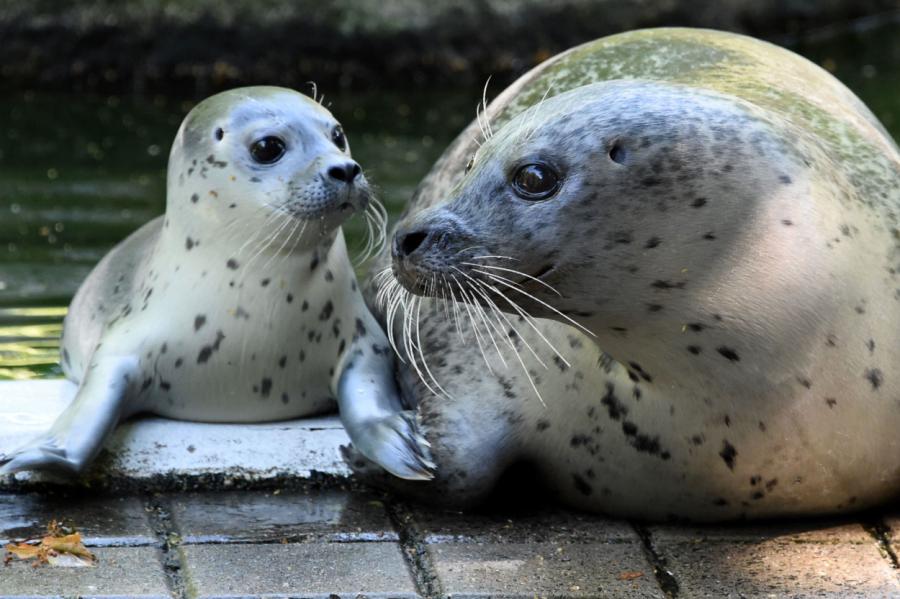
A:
0,380,351,491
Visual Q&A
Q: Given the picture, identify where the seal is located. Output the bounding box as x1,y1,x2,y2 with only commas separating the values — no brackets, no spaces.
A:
0,86,434,480
358,28,900,520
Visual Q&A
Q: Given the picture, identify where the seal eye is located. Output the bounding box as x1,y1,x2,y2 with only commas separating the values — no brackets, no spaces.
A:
332,125,348,152
512,163,560,200
464,156,475,174
249,136,286,164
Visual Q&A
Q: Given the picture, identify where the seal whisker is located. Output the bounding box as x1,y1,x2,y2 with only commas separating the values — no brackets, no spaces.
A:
453,267,549,369
261,212,303,270
469,255,519,261
472,277,570,369
462,281,511,368
241,209,296,274
477,271,595,338
481,75,494,139
445,275,466,341
451,278,497,374
414,296,453,400
402,295,445,399
465,276,547,407
521,83,555,143
464,263,562,296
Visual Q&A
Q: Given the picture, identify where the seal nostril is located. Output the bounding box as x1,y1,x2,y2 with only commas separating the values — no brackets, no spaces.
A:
398,230,429,257
328,162,361,183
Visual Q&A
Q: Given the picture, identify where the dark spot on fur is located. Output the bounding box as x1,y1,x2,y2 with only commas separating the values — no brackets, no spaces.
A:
865,368,883,390
536,420,550,432
687,345,702,355
600,383,628,421
260,378,272,398
646,303,663,312
194,315,206,331
720,440,737,470
717,346,740,362
191,193,199,203
226,259,239,270
779,175,792,185
781,219,793,226
286,293,293,303
278,355,287,368
686,323,705,332
325,270,335,282
261,278,270,287
691,197,707,208
197,331,225,364
319,301,333,321
825,397,837,408
185,237,195,250
644,236,661,249
572,474,593,496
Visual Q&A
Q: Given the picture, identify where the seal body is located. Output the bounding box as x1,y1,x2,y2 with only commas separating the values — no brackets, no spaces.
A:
362,28,900,521
1,86,429,478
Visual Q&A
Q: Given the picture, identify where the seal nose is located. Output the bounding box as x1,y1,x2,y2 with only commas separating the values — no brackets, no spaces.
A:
327,161,361,183
394,229,430,259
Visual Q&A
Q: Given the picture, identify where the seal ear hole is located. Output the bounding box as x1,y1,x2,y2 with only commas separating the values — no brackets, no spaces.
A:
214,128,224,141
609,142,628,165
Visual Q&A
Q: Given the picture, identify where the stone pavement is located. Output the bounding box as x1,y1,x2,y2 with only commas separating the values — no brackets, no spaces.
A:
2,485,900,598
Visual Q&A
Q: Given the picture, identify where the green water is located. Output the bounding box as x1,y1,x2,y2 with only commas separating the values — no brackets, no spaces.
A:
1,20,898,380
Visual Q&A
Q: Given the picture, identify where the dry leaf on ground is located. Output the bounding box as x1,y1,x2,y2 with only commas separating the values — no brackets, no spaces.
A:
4,520,96,567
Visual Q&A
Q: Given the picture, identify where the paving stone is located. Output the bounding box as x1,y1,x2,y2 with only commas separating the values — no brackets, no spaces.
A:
429,542,663,598
0,493,156,547
415,505,637,544
0,546,170,598
651,522,900,598
167,489,396,543
413,506,660,597
180,542,418,598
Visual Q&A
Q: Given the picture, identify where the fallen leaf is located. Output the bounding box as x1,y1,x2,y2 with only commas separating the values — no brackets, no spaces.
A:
618,571,644,581
3,521,96,568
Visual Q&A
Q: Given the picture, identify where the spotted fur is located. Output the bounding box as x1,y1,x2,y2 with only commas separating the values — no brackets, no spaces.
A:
358,28,900,521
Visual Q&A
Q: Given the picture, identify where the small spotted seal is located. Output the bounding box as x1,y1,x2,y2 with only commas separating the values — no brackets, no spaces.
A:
358,28,900,520
0,86,433,479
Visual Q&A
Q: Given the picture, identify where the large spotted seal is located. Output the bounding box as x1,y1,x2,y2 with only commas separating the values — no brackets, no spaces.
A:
357,28,900,521
1,86,432,479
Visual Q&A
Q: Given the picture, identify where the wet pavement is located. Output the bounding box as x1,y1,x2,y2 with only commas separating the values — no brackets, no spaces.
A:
2,486,900,598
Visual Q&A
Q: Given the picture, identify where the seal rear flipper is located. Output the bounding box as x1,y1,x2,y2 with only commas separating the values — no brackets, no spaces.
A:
335,344,435,481
0,355,139,476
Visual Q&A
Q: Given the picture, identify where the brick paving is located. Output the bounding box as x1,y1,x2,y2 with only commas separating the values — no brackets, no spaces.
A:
1,487,899,598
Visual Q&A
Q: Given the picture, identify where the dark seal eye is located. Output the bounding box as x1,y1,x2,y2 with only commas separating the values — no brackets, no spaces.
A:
464,156,475,174
249,136,286,164
512,163,560,200
332,125,347,152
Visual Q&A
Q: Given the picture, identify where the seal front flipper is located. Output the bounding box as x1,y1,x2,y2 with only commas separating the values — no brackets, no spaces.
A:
335,338,435,481
0,355,138,476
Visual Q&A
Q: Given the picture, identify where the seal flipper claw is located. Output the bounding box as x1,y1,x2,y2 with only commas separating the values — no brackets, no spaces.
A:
0,355,138,476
